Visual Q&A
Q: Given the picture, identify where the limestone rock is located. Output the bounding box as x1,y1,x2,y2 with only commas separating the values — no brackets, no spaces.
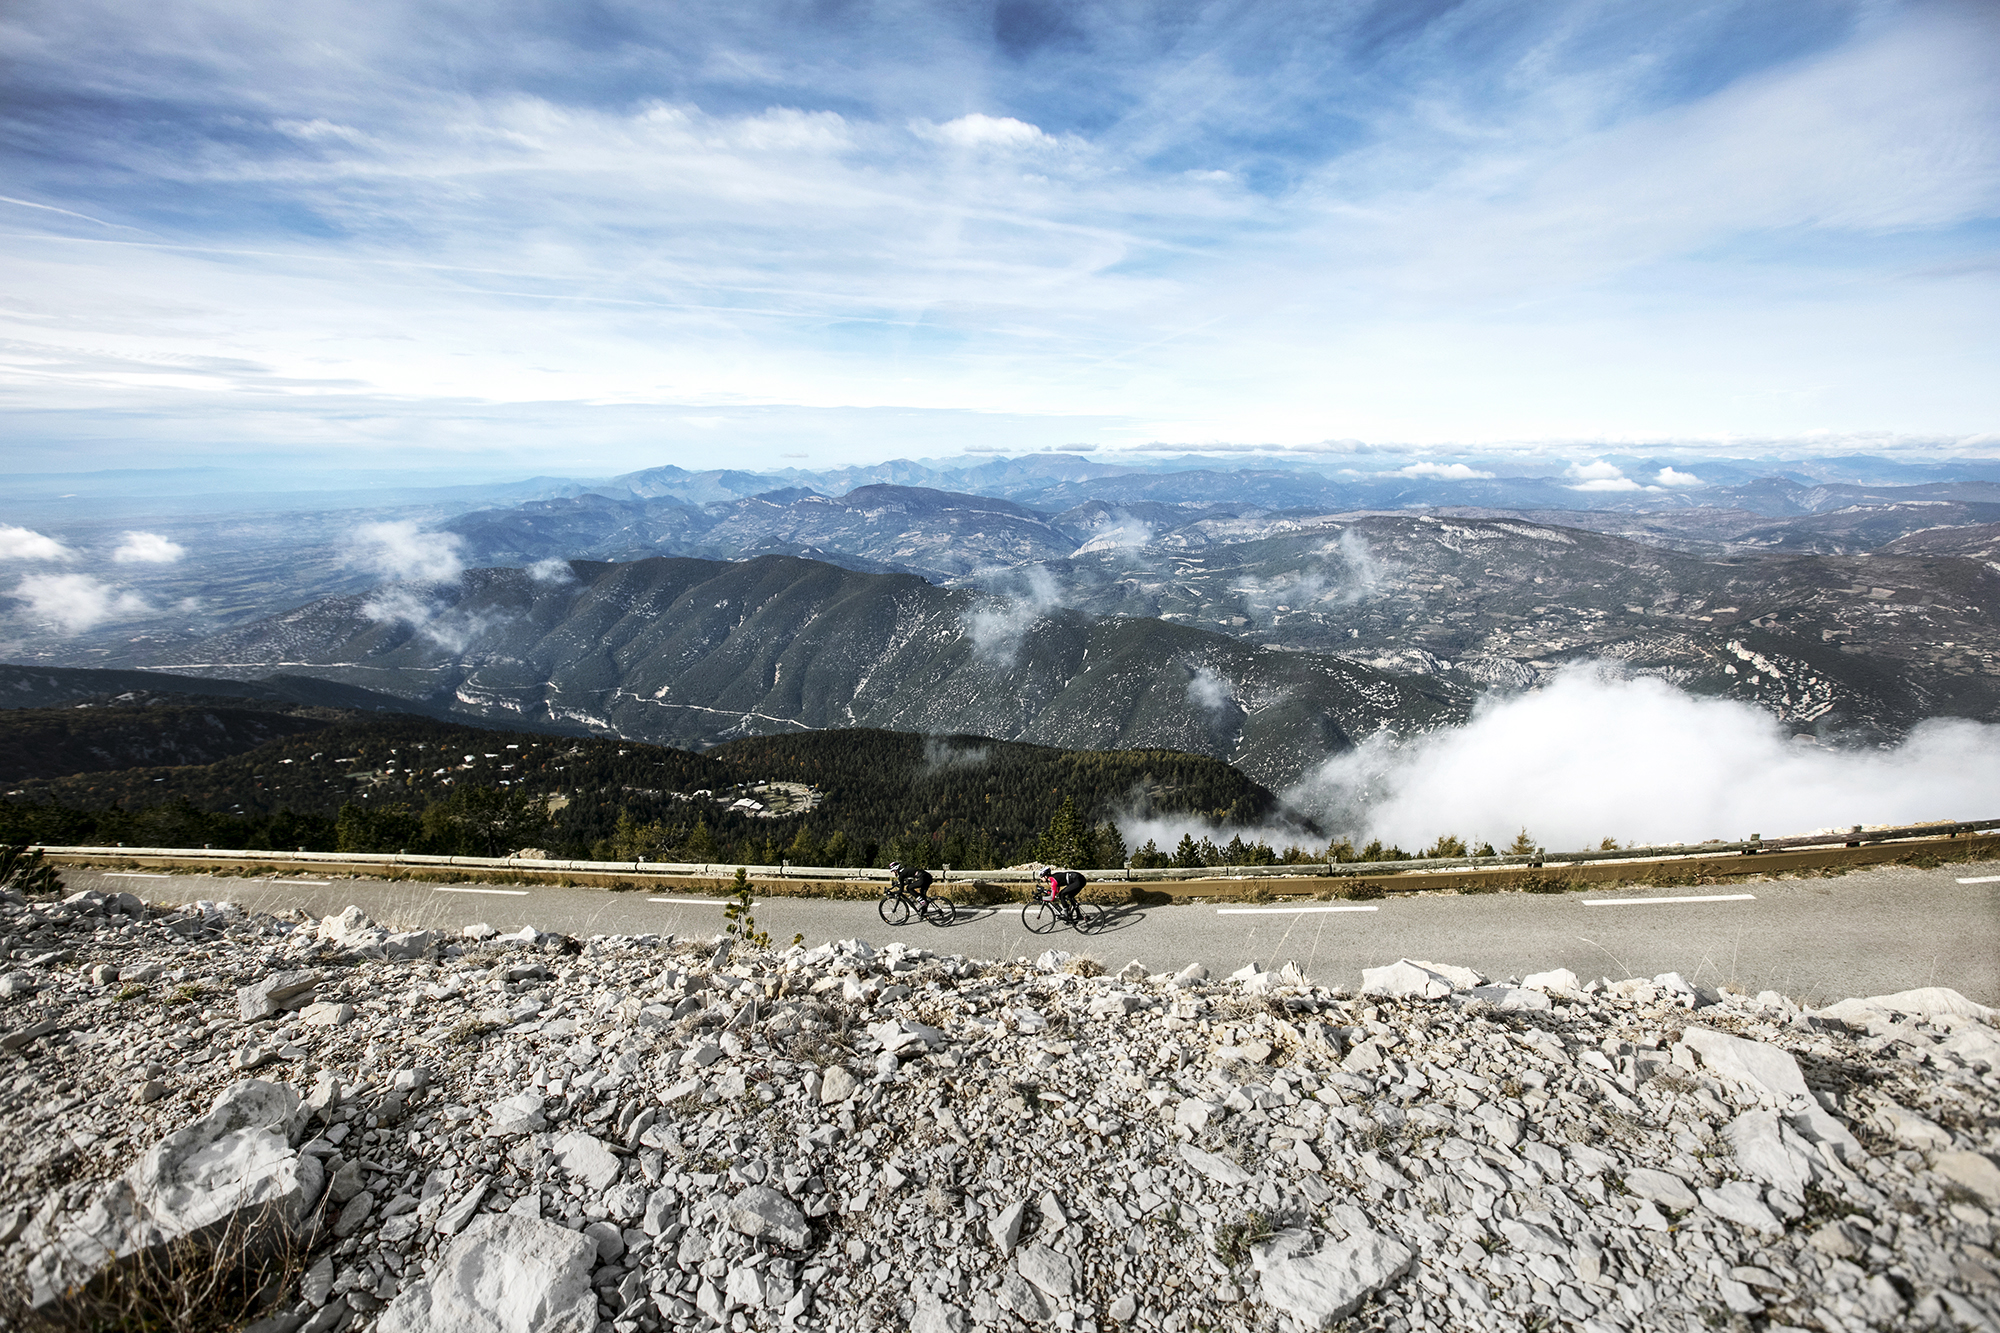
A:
723,1185,810,1249
1252,1227,1415,1330
375,1212,598,1333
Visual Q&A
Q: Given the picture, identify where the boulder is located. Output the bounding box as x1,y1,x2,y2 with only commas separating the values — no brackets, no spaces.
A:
1360,960,1455,999
26,1080,322,1306
1252,1227,1415,1329
1817,987,1994,1026
375,1212,597,1333
1679,1027,1811,1103
1935,1152,2000,1207
1017,1242,1077,1298
485,1092,548,1137
1724,1110,1819,1196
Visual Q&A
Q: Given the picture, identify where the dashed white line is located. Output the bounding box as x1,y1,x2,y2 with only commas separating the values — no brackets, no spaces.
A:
434,887,530,897
103,872,171,879
649,898,759,906
259,879,331,886
1216,905,1380,915
1957,875,2000,884
1581,894,1756,907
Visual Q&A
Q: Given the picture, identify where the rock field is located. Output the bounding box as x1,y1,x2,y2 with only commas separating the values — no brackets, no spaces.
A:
1,886,1998,1333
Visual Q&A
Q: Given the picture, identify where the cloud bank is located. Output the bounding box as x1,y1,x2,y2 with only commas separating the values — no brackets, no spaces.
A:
111,531,186,563
1296,667,2000,851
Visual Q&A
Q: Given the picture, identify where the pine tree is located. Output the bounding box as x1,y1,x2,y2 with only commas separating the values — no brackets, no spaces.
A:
682,818,718,861
1033,796,1087,867
1507,827,1537,855
1093,821,1129,869
1172,833,1204,869
1131,838,1169,869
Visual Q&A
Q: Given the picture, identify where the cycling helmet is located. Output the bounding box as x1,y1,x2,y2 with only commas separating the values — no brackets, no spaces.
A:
888,861,904,874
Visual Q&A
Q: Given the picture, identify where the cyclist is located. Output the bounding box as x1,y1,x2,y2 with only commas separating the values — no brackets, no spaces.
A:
1040,865,1086,921
889,861,934,911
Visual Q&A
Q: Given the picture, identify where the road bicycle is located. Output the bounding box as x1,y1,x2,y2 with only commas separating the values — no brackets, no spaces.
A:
878,881,958,927
1021,882,1106,934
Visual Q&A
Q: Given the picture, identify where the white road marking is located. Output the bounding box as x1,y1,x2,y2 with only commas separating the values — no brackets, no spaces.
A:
434,887,530,897
1581,894,1756,907
1957,875,2000,884
649,897,759,906
1216,905,1380,915
103,872,171,878
260,879,331,886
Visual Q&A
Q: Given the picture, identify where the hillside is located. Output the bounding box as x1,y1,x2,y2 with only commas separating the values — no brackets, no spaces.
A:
149,554,1466,787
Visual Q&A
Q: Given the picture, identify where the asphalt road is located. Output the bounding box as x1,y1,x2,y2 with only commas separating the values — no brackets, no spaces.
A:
64,859,2000,1007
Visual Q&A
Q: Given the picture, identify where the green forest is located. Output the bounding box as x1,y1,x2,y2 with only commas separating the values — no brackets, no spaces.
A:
1,710,1301,869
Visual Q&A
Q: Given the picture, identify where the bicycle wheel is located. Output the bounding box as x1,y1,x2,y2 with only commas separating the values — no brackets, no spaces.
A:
1075,902,1108,934
879,892,912,927
923,896,958,926
1021,900,1059,934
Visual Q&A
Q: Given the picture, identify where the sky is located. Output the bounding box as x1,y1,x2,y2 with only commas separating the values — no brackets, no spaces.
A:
3,0,1998,480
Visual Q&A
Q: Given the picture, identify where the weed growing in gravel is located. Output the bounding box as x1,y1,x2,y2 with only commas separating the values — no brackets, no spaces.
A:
166,983,206,1006
4,1201,309,1333
114,983,147,1003
1212,1210,1274,1267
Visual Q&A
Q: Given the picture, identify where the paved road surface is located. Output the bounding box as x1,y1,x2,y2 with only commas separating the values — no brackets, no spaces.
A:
66,858,2000,1006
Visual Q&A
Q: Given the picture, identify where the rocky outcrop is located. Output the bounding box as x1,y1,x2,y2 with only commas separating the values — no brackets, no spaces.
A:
0,890,1996,1333
23,1079,322,1305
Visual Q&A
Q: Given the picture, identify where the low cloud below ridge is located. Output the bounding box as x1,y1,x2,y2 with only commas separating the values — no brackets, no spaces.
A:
1116,666,2000,857
1296,667,2000,850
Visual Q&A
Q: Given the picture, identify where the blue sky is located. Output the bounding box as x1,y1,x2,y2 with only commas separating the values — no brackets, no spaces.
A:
2,0,1996,479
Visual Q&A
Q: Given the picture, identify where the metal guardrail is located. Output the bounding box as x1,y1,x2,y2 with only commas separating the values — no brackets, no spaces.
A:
29,817,1999,885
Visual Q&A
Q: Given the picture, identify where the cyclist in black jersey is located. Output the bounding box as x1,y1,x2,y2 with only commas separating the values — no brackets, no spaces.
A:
888,861,934,910
1039,865,1086,920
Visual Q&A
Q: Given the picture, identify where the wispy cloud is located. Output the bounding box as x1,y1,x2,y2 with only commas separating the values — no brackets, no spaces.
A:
348,521,464,583
0,1,1994,473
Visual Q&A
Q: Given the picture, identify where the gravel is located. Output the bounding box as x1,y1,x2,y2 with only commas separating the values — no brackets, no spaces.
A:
1,887,1997,1333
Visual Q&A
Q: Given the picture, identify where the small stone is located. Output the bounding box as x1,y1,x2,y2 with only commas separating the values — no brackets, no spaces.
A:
819,1065,858,1104
136,1079,167,1105
988,1199,1026,1256
583,1219,625,1262
723,1185,809,1249
1623,1168,1698,1211
1017,1242,1076,1298
300,1002,355,1027
486,1091,548,1137
237,969,319,1022
550,1132,621,1192
333,1190,376,1238
1108,1293,1137,1323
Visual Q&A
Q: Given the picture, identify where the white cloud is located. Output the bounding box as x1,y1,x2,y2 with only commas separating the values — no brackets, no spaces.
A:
0,526,74,561
348,521,464,583
1655,467,1705,487
1187,666,1236,715
11,572,148,633
526,557,575,584
1395,462,1494,480
1564,459,1641,492
1294,666,2000,851
923,114,1051,149
361,586,504,653
963,565,1066,665
111,530,186,563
